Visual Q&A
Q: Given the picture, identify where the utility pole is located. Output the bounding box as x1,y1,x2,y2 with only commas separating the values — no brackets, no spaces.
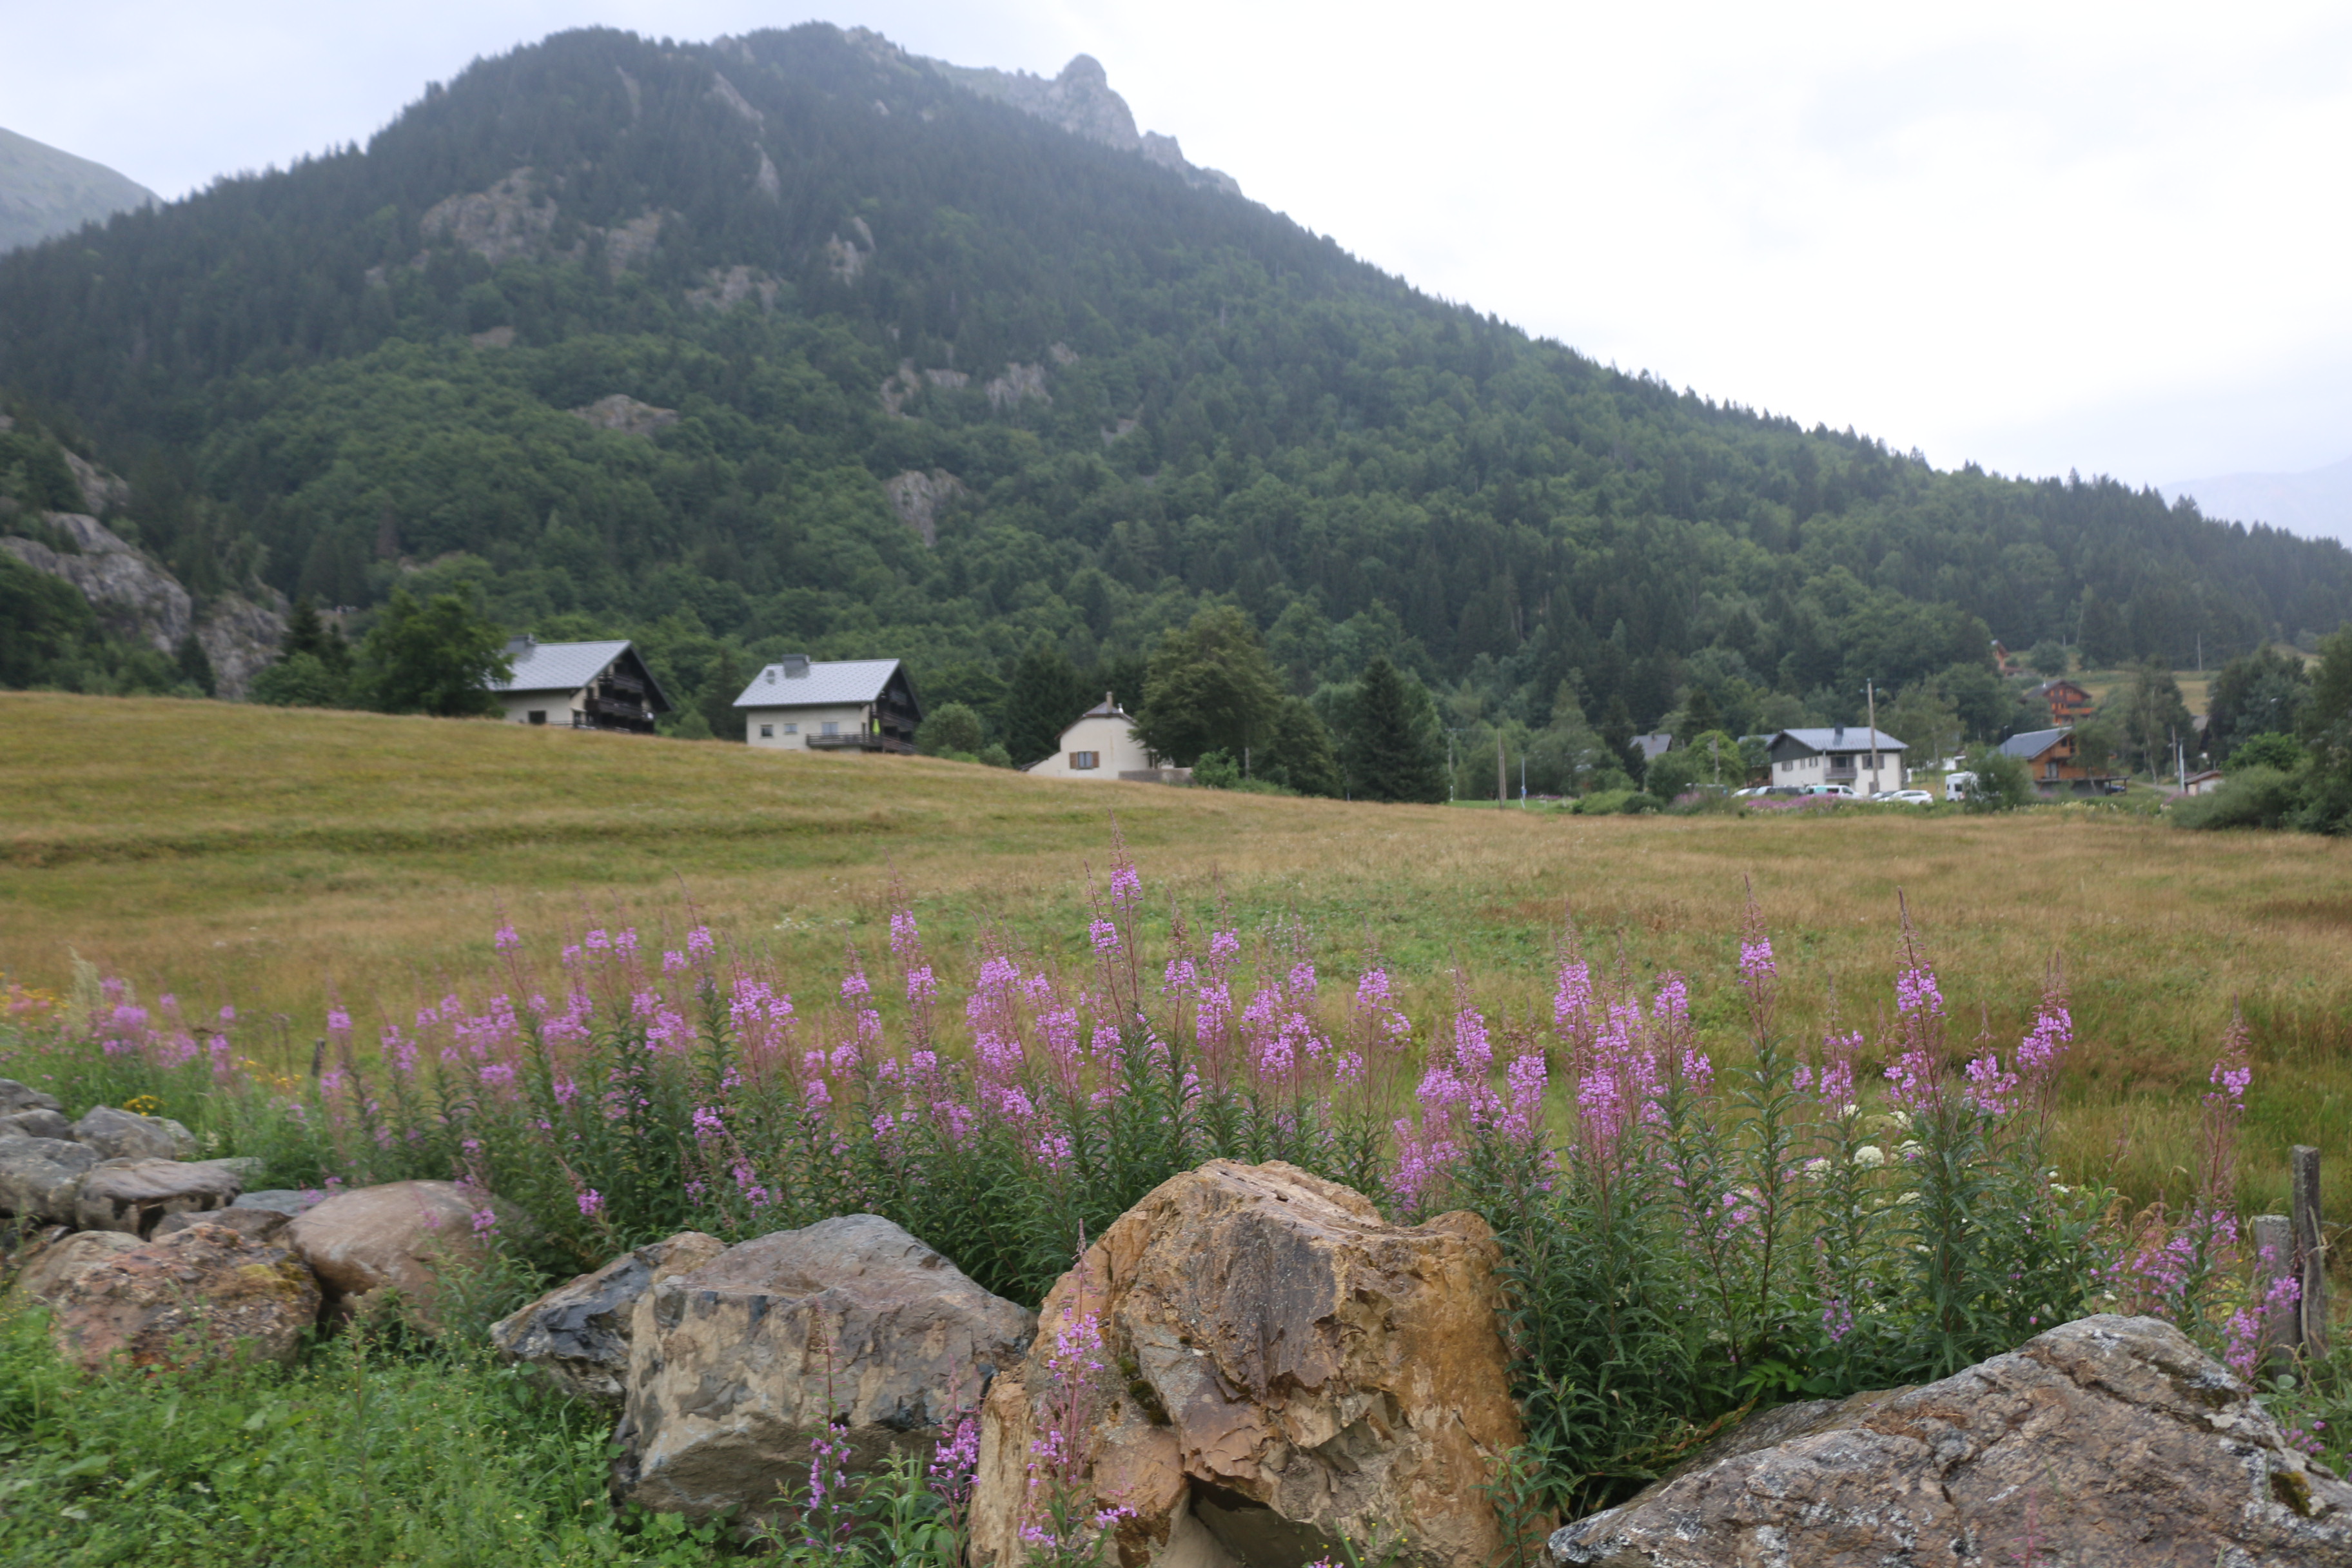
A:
1520,754,1527,807
1446,729,1460,803
1496,729,1507,808
1709,734,1721,787
1865,679,1881,797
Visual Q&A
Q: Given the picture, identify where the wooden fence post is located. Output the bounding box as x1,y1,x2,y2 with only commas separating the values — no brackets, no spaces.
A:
2293,1145,2329,1356
2252,1213,2298,1364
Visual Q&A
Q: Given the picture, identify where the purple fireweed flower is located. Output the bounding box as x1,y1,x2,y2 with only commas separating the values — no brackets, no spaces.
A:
577,1189,604,1219
890,908,922,960
687,925,714,959
906,965,937,1005
1109,858,1142,908
662,950,686,974
1963,1052,2019,1117
326,1007,352,1037
692,1105,726,1142
1896,965,1944,1019
840,968,870,1001
493,923,521,952
1034,1132,1075,1173
1738,938,1776,983
471,1206,499,1239
1089,917,1120,954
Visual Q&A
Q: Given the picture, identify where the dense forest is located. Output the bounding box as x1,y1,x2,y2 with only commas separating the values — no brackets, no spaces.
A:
3,22,2347,774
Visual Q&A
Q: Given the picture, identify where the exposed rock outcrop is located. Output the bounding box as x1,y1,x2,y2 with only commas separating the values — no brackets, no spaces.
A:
0,1080,65,1115
985,362,1051,413
8,1228,139,1304
686,265,783,313
618,1213,1034,1522
491,1230,725,1403
50,1222,320,1372
883,469,968,545
929,54,1241,198
0,1108,71,1140
969,1160,1522,1568
420,169,558,266
570,394,680,438
1548,1313,2352,1568
827,215,875,283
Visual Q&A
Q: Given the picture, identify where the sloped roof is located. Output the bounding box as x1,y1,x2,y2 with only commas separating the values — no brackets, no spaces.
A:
1998,727,2072,759
491,638,632,695
1769,727,1908,754
733,658,905,708
1073,694,1132,723
1632,732,1673,762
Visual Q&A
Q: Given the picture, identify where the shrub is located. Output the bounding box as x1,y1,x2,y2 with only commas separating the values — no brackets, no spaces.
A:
2175,766,2302,830
1959,747,2034,810
2228,732,2306,773
1618,791,1663,815
916,702,986,757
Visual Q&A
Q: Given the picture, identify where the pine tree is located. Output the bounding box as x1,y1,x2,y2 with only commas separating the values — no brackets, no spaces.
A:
1004,637,1089,766
1344,656,1446,803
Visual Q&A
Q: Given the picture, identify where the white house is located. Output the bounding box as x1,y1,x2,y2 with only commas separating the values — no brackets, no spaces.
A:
488,637,670,732
1763,726,1908,793
732,656,921,752
1025,694,1170,781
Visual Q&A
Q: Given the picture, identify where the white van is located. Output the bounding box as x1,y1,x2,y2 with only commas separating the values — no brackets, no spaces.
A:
1943,771,1976,802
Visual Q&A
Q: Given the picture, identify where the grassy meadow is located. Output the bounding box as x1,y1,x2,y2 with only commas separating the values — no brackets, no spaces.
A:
3,689,2349,1217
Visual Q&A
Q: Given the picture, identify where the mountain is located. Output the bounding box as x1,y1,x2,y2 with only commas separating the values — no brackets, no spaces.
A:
1,22,2348,758
0,126,156,253
2161,458,2352,548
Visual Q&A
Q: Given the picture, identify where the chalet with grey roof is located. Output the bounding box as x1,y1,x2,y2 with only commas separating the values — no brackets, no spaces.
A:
732,656,921,753
1765,726,1908,793
488,637,670,733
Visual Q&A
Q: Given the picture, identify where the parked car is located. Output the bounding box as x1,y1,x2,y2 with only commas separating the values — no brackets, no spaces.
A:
1874,789,1936,805
1800,783,1856,798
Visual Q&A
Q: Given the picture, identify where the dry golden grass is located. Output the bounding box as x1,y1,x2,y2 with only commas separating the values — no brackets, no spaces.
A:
5,690,2350,1212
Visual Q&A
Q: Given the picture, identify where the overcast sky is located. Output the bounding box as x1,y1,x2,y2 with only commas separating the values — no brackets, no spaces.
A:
5,1,2349,496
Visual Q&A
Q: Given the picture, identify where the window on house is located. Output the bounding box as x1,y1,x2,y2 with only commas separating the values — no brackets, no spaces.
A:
783,723,798,734
760,724,774,739
821,721,840,736
527,710,546,726
2046,761,2060,779
1070,751,1099,770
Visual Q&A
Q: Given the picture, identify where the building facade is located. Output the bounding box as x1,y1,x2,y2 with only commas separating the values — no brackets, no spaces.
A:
487,638,670,732
1997,726,2111,792
1025,696,1163,779
1763,727,1909,793
733,656,921,752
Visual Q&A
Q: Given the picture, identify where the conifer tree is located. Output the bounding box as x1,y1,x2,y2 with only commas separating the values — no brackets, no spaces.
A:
1004,637,1089,767
1344,656,1446,803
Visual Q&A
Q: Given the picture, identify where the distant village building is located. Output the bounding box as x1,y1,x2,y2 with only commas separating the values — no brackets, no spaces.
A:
1764,727,1908,793
2181,768,2225,797
1026,694,1176,781
1631,733,1674,765
2027,678,2095,727
1991,640,2024,676
1997,725,2112,792
732,656,921,752
488,637,670,732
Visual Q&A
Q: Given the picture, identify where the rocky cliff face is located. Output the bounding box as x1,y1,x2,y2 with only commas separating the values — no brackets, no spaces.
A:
0,511,285,698
928,54,1242,198
0,126,157,255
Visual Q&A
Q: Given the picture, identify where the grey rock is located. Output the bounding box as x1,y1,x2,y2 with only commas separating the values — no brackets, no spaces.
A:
618,1213,1034,1522
1548,1313,2352,1568
0,1079,64,1115
233,1188,326,1217
491,1231,727,1402
0,1138,101,1221
71,1105,197,1162
1,514,191,654
155,1205,289,1244
73,1157,242,1237
0,1108,72,1141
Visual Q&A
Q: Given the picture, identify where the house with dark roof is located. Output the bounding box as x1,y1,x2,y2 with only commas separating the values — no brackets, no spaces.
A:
732,656,921,752
1997,725,2111,792
488,637,671,733
2027,678,2095,726
1764,727,1908,794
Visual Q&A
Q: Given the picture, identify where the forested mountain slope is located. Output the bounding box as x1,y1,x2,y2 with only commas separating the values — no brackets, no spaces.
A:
0,126,155,253
1,23,2346,745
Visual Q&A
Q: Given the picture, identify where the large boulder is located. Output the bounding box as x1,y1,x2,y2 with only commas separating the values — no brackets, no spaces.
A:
70,1105,197,1161
0,1079,64,1115
281,1179,511,1328
233,1188,326,1217
0,1108,72,1141
0,1137,101,1222
1549,1313,2352,1567
8,1229,141,1304
618,1213,1035,1522
969,1161,1523,1568
49,1222,320,1373
73,1157,243,1237
155,1205,289,1244
491,1231,727,1403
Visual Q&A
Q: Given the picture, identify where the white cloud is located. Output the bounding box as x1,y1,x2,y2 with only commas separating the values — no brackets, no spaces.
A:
3,0,2349,498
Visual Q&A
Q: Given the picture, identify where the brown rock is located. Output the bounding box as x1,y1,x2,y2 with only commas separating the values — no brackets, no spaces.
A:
282,1179,507,1328
968,1160,1523,1568
618,1213,1034,1522
71,1104,198,1161
1549,1313,2352,1567
8,1229,141,1304
491,1231,726,1403
49,1222,320,1372
73,1157,242,1237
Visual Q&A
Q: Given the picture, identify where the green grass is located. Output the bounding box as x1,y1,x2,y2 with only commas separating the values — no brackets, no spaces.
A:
0,1308,724,1567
